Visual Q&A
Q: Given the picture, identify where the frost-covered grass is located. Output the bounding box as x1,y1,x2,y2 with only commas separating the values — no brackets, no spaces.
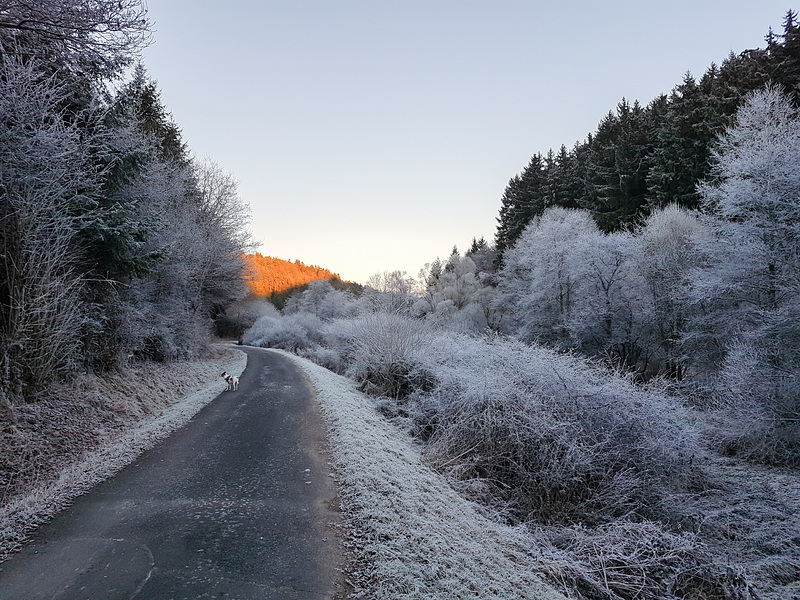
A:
677,453,800,600
409,333,703,526
0,346,246,559
242,311,324,351
278,349,568,600
282,312,703,526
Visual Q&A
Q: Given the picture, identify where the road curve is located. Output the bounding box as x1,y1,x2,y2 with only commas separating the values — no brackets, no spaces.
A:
0,347,348,599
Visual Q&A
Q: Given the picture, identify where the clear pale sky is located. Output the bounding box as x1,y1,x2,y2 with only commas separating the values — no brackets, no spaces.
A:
142,1,792,284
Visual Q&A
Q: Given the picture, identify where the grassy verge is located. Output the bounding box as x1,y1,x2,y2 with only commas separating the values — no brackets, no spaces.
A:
277,349,568,600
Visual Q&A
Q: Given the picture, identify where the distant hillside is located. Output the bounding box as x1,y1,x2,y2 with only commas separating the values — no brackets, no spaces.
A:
244,254,340,297
243,254,362,308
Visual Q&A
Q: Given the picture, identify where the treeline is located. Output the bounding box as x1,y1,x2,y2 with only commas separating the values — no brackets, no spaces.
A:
0,1,251,405
496,11,800,254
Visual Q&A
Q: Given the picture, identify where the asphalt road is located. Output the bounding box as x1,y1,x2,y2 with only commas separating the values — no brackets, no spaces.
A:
0,347,348,599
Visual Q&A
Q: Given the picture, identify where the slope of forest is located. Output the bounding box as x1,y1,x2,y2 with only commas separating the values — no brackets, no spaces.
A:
245,254,340,296
243,253,362,309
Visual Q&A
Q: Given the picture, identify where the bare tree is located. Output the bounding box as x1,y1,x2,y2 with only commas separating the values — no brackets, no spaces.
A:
363,270,416,314
0,0,150,76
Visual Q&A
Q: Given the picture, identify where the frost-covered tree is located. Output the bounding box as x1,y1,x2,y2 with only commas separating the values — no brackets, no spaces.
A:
113,156,250,361
697,86,800,464
0,0,150,79
284,280,357,321
414,251,499,332
0,1,252,395
497,207,598,344
499,206,660,375
363,270,416,314
699,86,800,309
568,230,654,374
186,158,251,316
465,236,497,275
0,56,98,398
635,204,708,379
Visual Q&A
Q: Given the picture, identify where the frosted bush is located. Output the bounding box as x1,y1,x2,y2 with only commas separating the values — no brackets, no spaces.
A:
297,344,345,374
709,338,800,465
409,332,703,524
280,350,568,600
241,311,323,351
531,521,744,600
251,305,703,526
322,313,434,399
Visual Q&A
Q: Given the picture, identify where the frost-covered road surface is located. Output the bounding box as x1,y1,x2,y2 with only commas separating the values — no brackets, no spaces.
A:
0,347,347,599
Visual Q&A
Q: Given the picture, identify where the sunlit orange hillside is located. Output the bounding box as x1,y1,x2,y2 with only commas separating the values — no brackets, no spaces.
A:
243,253,344,298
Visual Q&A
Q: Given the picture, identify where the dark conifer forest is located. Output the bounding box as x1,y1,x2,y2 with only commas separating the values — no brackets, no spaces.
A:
495,11,800,254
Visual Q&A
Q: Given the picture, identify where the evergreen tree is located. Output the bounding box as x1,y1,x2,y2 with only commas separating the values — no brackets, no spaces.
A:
586,99,654,230
495,153,547,254
647,74,720,210
769,10,800,89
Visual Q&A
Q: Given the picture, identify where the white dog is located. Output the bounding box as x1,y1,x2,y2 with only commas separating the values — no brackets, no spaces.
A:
220,371,239,391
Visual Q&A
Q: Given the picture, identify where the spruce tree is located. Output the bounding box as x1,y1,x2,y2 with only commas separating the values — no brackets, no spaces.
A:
647,74,719,210
495,153,547,254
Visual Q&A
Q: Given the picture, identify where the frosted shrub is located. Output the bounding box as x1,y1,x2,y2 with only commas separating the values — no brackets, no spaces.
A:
118,285,212,362
412,333,702,524
297,345,345,374
241,312,323,351
532,521,746,600
709,338,800,465
334,313,434,399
